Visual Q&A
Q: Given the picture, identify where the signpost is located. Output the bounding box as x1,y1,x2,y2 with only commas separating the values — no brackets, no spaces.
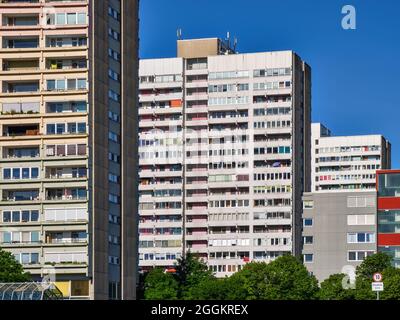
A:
372,273,383,300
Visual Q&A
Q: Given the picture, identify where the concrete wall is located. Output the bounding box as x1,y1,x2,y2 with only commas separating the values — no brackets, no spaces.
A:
302,191,377,282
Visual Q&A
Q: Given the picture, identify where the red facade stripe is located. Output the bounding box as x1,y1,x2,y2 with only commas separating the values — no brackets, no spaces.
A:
378,233,400,246
377,197,400,210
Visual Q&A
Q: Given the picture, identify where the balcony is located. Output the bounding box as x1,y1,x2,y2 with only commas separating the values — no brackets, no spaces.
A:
46,59,87,71
2,37,39,49
1,102,40,117
45,232,87,245
2,124,40,138
44,252,87,266
2,190,40,203
0,0,40,4
45,167,87,181
2,81,40,95
45,188,87,202
2,59,39,73
2,147,40,160
2,15,39,28
46,36,87,49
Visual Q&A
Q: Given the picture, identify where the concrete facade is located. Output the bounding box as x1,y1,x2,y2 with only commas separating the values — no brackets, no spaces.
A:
312,123,391,192
138,38,311,277
302,191,377,282
0,0,139,300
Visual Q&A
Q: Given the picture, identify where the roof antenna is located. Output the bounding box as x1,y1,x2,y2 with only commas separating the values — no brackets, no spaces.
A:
233,37,238,53
177,28,182,40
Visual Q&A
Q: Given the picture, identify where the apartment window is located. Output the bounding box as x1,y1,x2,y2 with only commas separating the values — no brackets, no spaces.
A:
108,69,120,81
108,256,120,265
304,254,313,263
347,196,375,208
303,236,314,245
108,152,120,164
108,6,121,21
108,28,120,41
347,232,375,244
47,13,87,25
47,79,87,91
108,90,121,102
108,48,121,61
348,251,374,262
47,123,86,135
2,210,39,223
303,218,313,227
109,214,121,225
109,194,120,204
303,200,314,209
14,253,39,265
3,168,39,180
108,131,120,143
347,215,375,226
108,173,120,184
108,111,120,123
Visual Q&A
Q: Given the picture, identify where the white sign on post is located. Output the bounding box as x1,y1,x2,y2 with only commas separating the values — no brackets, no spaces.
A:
372,282,384,292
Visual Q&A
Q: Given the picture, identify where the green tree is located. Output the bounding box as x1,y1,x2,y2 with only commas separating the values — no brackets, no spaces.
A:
0,248,31,282
356,252,392,279
144,268,179,300
318,274,355,300
174,252,215,300
228,262,270,299
355,252,392,300
225,255,319,300
380,267,400,300
263,255,319,300
185,277,228,300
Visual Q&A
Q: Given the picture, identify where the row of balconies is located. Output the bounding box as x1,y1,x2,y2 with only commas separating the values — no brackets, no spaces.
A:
0,0,87,5
1,187,88,203
1,58,87,74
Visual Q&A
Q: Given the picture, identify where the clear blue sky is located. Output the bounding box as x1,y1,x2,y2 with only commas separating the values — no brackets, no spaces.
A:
140,0,400,168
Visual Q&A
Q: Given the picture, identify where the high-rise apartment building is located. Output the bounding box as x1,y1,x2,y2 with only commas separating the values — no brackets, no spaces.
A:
377,170,400,268
138,38,311,277
312,123,391,192
0,0,139,300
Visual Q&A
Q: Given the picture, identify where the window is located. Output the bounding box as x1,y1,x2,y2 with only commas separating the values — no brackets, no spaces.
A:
109,131,119,143
304,254,313,263
303,236,313,244
108,6,121,21
347,232,375,244
109,173,119,184
303,200,314,209
3,168,40,180
347,215,375,226
108,69,120,81
109,193,120,204
348,251,374,261
108,111,120,123
378,173,400,197
48,13,87,25
347,196,375,208
303,218,313,227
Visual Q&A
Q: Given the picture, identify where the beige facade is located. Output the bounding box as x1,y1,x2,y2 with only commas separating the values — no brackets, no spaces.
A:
311,123,391,192
0,0,139,300
138,38,311,277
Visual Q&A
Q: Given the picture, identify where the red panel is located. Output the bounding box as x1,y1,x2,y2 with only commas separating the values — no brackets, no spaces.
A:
378,234,400,246
378,197,400,210
377,170,400,174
